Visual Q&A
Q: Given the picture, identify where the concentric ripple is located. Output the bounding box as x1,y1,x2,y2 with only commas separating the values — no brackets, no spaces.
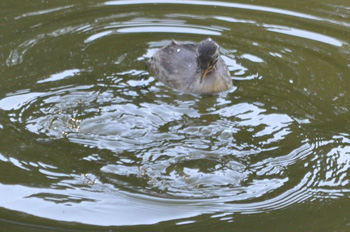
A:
1,0,350,227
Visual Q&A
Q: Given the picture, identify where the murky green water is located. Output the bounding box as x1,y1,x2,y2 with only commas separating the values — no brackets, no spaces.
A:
1,0,350,230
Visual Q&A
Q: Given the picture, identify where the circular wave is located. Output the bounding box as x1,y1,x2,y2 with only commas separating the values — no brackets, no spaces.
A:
1,0,350,227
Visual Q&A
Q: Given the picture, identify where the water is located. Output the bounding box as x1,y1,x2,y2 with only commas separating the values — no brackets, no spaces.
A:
1,0,350,230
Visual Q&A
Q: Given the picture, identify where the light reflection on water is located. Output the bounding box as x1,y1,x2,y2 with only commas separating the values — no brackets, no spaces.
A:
1,0,350,229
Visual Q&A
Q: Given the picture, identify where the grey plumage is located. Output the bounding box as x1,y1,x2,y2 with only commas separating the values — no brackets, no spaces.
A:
147,38,232,94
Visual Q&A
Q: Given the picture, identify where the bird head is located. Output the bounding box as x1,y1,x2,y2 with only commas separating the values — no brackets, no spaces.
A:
196,38,220,83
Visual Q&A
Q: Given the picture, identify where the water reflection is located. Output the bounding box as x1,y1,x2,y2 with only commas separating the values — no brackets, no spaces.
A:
104,0,323,21
1,0,350,229
264,24,343,47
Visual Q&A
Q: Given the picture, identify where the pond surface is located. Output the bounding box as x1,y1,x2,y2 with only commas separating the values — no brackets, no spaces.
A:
1,0,350,231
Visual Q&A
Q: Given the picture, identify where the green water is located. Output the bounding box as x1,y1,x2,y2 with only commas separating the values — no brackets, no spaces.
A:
1,0,350,231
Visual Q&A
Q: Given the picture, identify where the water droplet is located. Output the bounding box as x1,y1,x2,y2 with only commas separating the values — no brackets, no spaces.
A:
220,130,232,140
200,127,211,136
177,48,180,52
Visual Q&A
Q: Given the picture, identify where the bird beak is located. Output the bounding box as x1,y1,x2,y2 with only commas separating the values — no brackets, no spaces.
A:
200,66,211,83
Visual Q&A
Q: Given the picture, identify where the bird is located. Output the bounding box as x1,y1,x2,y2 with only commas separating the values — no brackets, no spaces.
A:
147,38,232,94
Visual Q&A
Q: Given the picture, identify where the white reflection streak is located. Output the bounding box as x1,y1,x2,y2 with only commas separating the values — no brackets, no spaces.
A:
265,25,343,47
0,92,43,111
14,5,74,20
104,0,321,21
117,26,221,35
85,31,113,43
37,69,80,83
85,27,220,43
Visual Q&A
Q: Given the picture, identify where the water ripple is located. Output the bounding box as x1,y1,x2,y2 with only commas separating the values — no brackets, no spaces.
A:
1,0,350,227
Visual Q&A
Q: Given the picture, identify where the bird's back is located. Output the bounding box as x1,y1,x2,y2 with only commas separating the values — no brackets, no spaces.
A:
148,42,199,91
